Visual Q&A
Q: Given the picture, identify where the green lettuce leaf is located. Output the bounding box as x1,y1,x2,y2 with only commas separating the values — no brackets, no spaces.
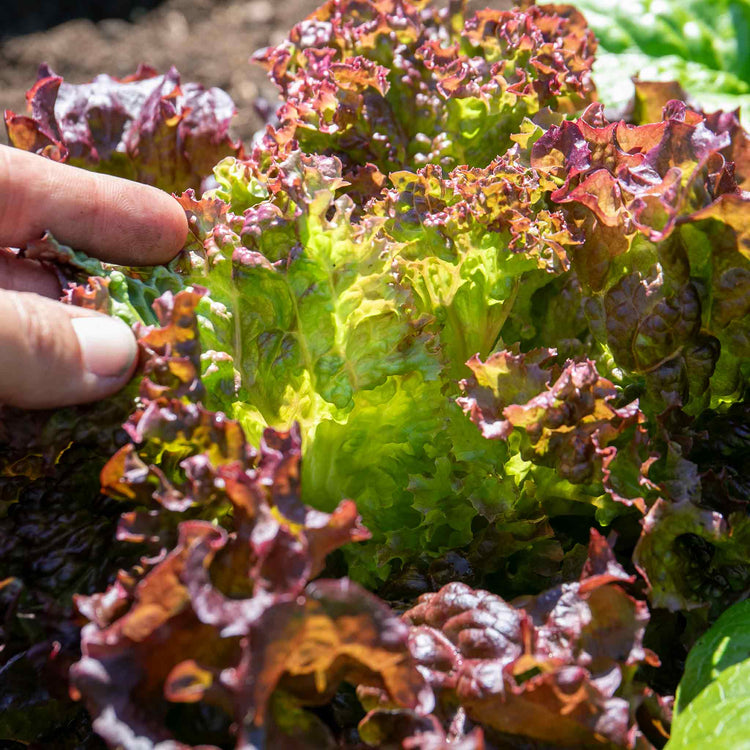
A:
668,660,750,748
674,599,750,713
668,600,750,748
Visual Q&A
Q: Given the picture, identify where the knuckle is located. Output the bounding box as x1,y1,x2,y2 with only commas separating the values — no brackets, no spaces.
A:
0,146,41,245
0,145,10,186
0,147,12,230
10,292,60,361
0,251,18,290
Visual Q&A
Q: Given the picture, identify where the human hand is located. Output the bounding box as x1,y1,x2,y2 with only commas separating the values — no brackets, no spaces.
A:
0,144,188,408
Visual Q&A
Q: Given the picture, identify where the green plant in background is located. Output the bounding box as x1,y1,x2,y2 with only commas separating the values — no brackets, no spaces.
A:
573,0,750,122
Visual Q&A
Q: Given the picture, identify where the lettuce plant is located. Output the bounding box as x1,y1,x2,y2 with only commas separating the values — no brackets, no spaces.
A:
1,0,749,748
5,63,242,191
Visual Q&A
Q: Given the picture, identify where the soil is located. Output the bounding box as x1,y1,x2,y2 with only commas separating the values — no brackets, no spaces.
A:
0,0,322,147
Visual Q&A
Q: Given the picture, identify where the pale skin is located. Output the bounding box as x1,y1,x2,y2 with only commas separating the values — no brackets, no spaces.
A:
0,144,188,408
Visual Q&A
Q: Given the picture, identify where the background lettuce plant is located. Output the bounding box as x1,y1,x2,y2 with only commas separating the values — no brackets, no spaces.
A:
1,0,748,747
570,0,750,123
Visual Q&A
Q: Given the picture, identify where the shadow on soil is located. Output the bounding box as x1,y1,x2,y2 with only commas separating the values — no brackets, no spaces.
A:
2,0,168,38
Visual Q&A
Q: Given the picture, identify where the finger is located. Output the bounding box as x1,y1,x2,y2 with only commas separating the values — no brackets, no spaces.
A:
0,248,61,298
0,144,188,265
0,290,137,408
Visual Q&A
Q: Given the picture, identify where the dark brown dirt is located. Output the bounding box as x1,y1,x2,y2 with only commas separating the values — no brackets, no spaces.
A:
0,0,322,147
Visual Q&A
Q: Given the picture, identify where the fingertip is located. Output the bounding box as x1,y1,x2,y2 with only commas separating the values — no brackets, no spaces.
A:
140,186,189,264
71,315,138,381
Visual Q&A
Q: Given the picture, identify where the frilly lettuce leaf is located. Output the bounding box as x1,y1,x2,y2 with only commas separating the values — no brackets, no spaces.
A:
530,102,750,411
458,349,656,522
633,400,750,614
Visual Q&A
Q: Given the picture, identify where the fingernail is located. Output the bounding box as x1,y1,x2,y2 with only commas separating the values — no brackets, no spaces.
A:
71,316,137,378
